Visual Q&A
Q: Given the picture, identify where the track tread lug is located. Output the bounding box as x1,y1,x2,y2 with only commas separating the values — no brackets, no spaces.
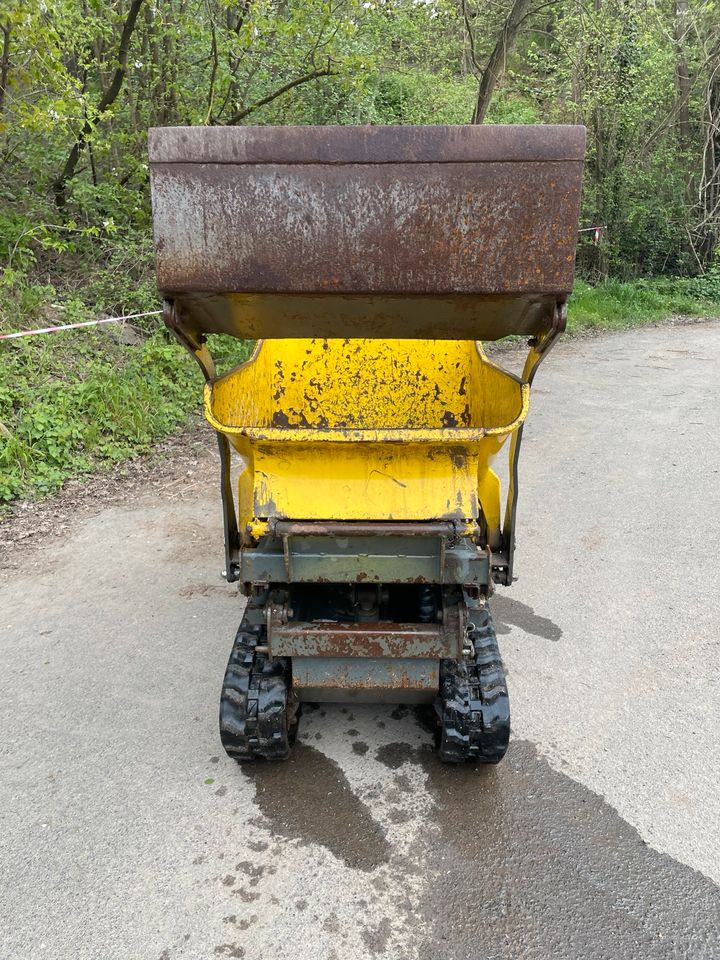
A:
218,613,299,762
435,603,510,764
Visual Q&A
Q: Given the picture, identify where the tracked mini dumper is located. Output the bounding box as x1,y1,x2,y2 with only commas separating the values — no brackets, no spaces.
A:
149,124,585,763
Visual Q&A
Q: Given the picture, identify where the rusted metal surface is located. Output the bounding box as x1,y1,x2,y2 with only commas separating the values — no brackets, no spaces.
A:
150,124,586,341
237,534,490,587
149,123,587,165
268,584,465,686
271,621,460,660
152,161,583,295
272,520,463,538
292,656,439,704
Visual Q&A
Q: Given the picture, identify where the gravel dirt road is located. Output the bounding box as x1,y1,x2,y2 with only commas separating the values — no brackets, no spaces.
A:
1,321,719,960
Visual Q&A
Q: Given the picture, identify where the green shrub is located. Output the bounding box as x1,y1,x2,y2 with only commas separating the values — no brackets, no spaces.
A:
0,322,251,505
567,277,720,331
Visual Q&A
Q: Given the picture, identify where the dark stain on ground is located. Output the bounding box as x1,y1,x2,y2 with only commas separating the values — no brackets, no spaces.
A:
390,705,412,720
416,740,720,960
411,704,438,736
376,742,430,770
352,741,369,755
361,917,392,954
233,888,259,903
388,807,411,824
492,594,563,641
214,945,244,958
243,743,390,871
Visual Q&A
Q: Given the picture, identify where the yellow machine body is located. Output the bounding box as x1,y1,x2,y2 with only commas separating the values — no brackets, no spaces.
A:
148,124,586,757
204,337,528,544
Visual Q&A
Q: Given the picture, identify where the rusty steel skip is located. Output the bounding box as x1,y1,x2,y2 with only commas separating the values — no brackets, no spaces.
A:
149,123,586,763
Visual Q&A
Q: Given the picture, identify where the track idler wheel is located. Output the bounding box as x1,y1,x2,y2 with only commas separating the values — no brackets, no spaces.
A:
219,620,299,762
435,605,510,764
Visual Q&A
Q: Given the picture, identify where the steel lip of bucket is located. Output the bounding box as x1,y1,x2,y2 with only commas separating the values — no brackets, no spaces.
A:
148,123,586,165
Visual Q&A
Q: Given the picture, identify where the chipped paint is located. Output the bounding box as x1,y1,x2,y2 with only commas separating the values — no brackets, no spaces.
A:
204,338,526,530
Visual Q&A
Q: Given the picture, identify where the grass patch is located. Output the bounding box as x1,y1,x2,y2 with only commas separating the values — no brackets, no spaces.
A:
568,274,720,332
0,294,250,506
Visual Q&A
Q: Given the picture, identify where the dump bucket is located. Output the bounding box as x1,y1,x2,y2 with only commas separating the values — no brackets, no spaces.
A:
205,337,526,527
150,124,586,343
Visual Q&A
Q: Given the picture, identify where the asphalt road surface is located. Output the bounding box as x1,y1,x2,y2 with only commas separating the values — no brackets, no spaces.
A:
2,321,719,960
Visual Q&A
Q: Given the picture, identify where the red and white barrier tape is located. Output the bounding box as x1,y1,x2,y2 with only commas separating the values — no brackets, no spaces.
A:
0,309,163,342
578,225,605,243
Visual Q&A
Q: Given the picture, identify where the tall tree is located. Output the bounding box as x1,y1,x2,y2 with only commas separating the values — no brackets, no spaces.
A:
463,0,535,123
673,0,692,147
52,0,146,207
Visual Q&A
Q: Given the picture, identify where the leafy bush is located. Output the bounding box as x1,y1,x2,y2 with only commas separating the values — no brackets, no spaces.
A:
679,267,720,302
568,277,720,331
0,322,251,505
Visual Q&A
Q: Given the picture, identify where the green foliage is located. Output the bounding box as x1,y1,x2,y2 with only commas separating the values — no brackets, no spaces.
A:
0,0,719,505
0,315,251,504
2,0,718,283
680,267,720,301
567,277,720,332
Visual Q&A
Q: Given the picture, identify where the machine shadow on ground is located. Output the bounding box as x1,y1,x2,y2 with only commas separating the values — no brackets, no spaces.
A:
241,703,720,960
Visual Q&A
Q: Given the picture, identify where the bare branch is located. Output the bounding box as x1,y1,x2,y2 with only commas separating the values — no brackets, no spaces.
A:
224,62,335,126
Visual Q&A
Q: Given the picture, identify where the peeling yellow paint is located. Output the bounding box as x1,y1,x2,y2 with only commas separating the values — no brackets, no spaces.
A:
203,338,529,536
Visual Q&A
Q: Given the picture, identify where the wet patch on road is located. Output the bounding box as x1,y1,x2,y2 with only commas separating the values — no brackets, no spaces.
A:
242,743,390,871
375,741,430,770
415,740,720,960
361,917,392,954
492,595,563,641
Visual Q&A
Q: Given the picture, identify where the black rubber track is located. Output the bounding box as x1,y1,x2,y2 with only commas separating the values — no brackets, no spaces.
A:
219,621,299,762
435,605,510,763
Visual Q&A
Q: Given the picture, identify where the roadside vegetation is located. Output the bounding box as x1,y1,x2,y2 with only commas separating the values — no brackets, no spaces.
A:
568,272,720,331
1,0,719,507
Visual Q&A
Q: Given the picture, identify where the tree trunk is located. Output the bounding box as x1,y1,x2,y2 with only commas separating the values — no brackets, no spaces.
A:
53,0,146,207
588,0,609,277
0,23,10,115
673,0,692,147
697,49,720,264
471,0,533,124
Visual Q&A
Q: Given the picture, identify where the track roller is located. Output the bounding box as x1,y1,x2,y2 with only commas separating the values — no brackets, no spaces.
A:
219,619,299,762
435,605,510,763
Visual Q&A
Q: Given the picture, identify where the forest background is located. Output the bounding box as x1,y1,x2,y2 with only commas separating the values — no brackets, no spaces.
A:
1,0,719,503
